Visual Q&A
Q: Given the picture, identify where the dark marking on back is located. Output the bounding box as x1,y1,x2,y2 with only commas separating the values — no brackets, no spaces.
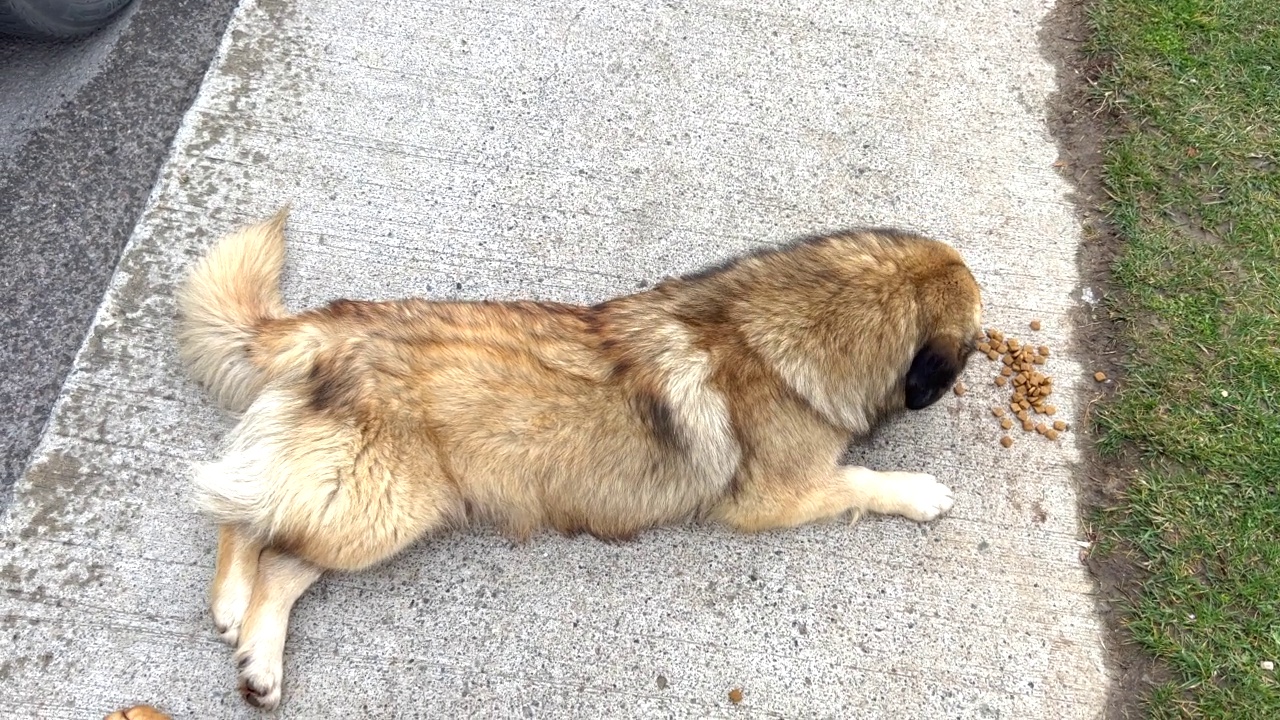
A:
633,391,683,452
307,353,358,413
324,298,379,319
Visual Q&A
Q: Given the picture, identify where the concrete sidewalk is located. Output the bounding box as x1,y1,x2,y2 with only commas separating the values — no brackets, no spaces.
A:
0,0,1108,717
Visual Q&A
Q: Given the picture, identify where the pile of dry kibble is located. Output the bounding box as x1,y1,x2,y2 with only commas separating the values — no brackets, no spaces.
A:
953,319,1070,448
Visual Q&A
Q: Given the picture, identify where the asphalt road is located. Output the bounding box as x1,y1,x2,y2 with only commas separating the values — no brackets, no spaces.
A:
0,0,239,504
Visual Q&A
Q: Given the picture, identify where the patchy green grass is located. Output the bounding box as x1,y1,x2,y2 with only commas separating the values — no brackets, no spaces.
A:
1086,0,1280,715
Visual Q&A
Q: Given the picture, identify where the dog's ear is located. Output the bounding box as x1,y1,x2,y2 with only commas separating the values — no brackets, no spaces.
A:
905,337,964,410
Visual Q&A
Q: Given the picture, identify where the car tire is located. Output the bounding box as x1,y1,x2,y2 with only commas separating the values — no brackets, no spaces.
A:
0,0,135,40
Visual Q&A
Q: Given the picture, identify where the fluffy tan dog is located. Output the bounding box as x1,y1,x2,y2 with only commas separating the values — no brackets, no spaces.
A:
176,209,983,708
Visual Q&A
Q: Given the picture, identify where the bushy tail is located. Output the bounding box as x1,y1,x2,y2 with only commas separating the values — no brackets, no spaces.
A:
176,206,291,413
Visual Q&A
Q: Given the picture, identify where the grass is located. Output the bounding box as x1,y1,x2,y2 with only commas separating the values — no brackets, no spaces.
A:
1085,0,1280,715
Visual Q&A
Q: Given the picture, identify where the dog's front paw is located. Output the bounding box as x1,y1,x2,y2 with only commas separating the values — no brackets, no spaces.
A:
235,647,283,710
887,472,955,522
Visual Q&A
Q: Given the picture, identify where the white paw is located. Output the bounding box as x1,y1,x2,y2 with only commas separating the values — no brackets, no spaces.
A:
212,589,251,646
887,472,955,522
234,646,283,710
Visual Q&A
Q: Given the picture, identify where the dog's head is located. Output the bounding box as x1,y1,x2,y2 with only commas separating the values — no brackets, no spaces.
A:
903,255,984,411
905,334,979,409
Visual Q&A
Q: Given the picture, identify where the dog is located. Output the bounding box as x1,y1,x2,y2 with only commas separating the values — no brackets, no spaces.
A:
175,208,984,709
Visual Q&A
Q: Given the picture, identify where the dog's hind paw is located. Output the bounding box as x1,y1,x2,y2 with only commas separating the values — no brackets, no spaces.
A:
212,595,248,647
235,649,283,710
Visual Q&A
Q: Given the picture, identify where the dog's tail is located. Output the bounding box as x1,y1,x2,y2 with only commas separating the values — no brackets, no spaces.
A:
176,206,291,413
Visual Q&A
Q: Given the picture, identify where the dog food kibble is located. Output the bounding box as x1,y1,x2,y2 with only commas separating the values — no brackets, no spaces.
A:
728,688,744,704
974,325,1067,446
1094,371,1107,382
954,382,967,396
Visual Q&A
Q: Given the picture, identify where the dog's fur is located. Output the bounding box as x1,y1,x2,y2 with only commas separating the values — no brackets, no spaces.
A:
176,209,984,708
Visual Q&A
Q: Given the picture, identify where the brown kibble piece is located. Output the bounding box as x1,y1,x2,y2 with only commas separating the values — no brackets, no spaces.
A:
995,376,1007,387
1000,436,1013,448
1017,410,1029,421
1000,418,1013,430
1002,354,1014,366
1022,420,1034,431
1008,339,1021,351
1039,345,1050,356
1046,429,1059,440
1001,366,1013,377
1020,400,1031,410
1030,319,1042,331
1033,356,1045,365
1035,423,1047,434
1094,371,1107,382
992,406,1005,417
1009,401,1021,413
978,342,991,353
954,383,966,396
1053,420,1067,431
729,688,744,704
1045,405,1056,415
987,350,999,361
997,343,1009,354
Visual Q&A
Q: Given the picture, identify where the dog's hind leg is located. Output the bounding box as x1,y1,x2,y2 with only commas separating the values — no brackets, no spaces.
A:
211,524,262,646
232,548,323,710
712,465,954,532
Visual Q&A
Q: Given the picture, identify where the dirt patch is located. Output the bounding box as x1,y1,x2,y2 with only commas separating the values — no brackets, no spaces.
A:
1037,1,1173,717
